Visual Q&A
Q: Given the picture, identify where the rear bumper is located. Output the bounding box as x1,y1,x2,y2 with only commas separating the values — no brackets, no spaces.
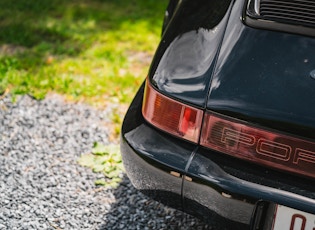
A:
121,85,315,229
121,123,253,229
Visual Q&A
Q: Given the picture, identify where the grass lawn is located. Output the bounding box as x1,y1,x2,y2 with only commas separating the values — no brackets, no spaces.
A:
0,0,167,105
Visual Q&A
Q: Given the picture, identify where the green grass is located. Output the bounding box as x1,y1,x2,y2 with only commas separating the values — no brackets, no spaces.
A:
0,0,167,104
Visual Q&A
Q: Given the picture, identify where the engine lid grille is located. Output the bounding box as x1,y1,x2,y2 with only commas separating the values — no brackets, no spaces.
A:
259,0,315,28
245,0,315,37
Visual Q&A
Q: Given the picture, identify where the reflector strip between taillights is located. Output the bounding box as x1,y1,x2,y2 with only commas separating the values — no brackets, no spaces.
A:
200,114,315,179
143,79,315,179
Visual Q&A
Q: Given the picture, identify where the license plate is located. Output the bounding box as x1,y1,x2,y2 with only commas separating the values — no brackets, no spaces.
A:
272,205,315,230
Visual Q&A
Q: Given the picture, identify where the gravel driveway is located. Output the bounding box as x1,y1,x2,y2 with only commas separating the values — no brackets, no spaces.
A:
0,94,210,229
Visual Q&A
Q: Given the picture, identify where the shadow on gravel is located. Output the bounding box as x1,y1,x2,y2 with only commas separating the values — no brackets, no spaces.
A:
99,174,212,230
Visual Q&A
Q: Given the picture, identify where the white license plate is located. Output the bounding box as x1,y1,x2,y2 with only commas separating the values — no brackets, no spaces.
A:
273,205,315,230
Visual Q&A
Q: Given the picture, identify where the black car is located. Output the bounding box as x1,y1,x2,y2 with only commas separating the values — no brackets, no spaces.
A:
121,0,315,229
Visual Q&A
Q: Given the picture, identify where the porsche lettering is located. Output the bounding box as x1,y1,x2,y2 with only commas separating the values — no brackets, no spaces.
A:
220,128,315,165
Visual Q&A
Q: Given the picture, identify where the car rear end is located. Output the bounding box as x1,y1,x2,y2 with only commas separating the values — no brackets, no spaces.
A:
121,0,315,229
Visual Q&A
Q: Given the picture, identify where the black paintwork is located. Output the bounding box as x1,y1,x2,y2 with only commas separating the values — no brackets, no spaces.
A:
149,0,232,107
162,0,179,34
121,0,315,227
208,0,315,139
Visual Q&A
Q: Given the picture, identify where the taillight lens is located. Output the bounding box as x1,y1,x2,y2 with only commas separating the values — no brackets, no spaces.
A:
200,113,315,179
142,80,203,143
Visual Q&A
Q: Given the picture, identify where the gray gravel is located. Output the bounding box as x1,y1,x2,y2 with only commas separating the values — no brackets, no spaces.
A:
0,94,211,229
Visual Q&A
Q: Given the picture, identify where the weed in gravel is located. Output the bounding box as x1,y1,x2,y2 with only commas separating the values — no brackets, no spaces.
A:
78,142,124,188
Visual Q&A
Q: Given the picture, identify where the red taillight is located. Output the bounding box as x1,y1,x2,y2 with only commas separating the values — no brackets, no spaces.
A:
142,80,203,143
200,113,315,179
